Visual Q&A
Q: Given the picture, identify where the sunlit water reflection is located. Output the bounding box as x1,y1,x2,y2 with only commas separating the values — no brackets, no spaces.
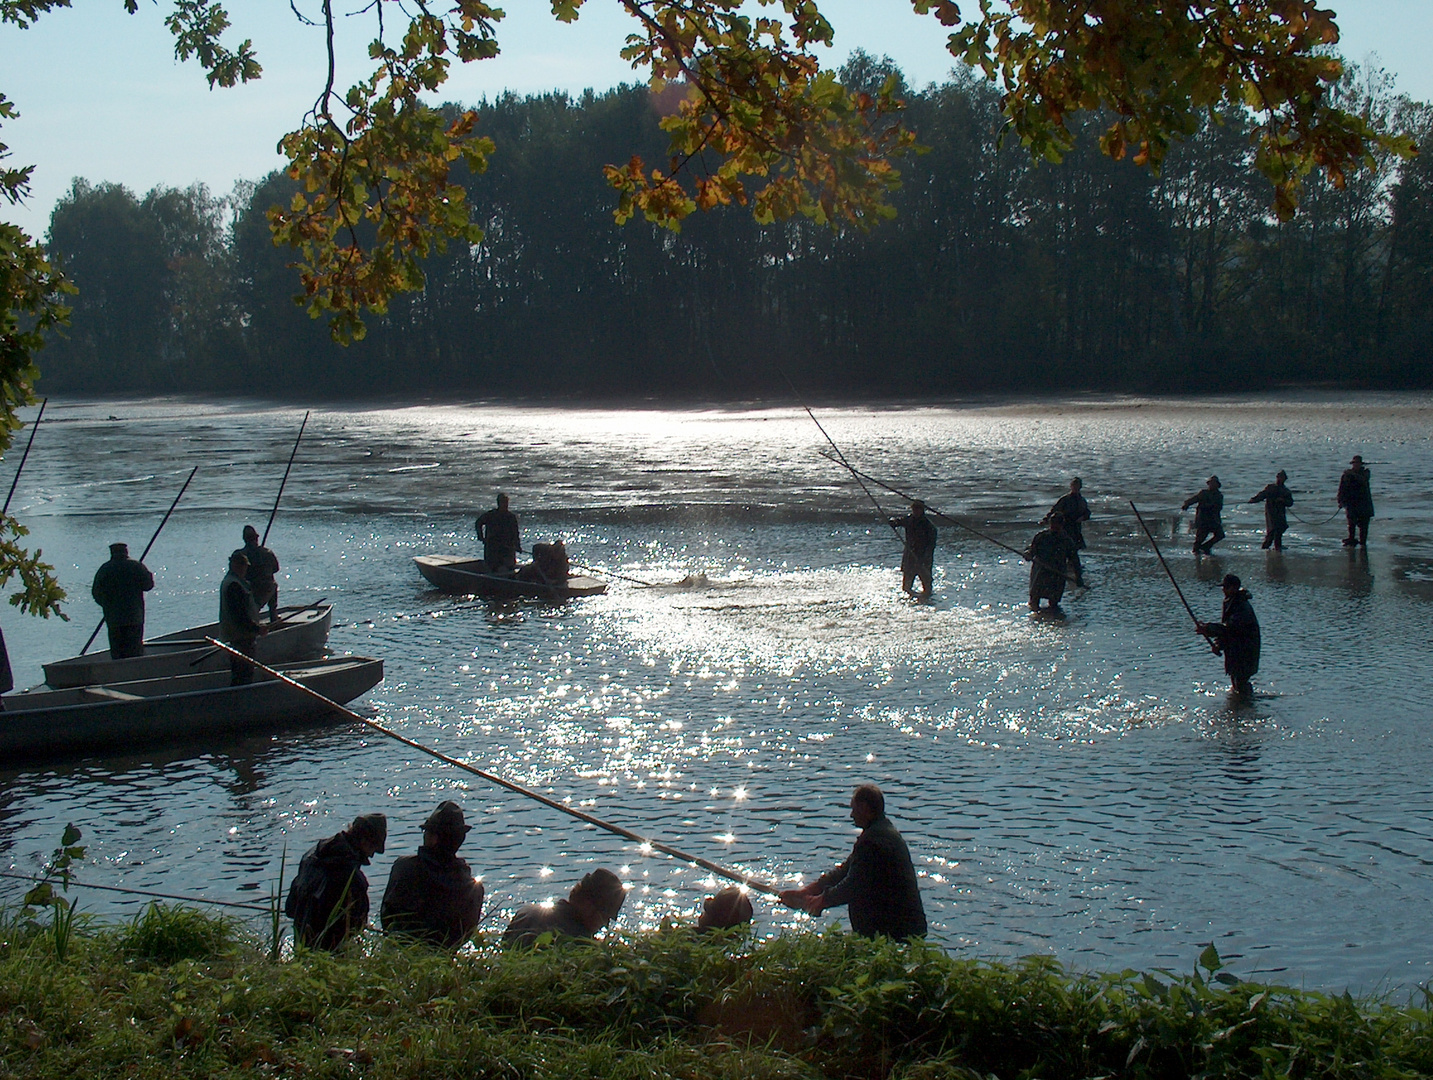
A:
1,395,1430,989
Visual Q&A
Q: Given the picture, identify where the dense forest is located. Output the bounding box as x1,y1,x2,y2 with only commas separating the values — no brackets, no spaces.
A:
34,56,1433,398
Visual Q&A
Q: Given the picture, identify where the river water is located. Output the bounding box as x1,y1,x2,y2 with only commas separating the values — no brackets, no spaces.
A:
1,394,1430,990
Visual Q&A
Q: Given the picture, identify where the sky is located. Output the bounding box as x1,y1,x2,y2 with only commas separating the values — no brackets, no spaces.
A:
2,0,1430,236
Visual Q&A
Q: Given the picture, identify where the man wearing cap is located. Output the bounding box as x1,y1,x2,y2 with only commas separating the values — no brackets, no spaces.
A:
91,542,155,659
1337,455,1375,547
475,493,521,574
780,783,926,940
1249,471,1295,551
236,525,281,621
285,813,387,951
1047,478,1091,586
219,551,269,686
1182,476,1225,555
888,499,937,598
1197,574,1261,698
380,801,486,950
502,868,626,947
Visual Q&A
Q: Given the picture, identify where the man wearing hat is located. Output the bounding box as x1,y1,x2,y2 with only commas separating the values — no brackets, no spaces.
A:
1046,477,1092,586
285,813,387,951
1197,574,1261,698
1337,455,1374,546
1181,476,1225,555
380,801,486,950
219,550,269,685
236,525,281,621
1249,470,1294,551
888,499,937,598
91,542,155,659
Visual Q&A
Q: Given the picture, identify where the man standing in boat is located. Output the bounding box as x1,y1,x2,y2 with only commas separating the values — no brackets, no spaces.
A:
91,542,155,659
220,551,268,685
475,493,521,574
237,524,281,621
888,499,937,598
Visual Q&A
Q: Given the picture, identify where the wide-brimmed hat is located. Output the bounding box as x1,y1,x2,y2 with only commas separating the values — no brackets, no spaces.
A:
350,813,388,852
423,800,470,837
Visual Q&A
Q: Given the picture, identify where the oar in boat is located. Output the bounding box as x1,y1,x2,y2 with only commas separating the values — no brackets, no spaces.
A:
261,410,309,547
2,398,46,518
81,466,199,656
202,638,780,897
187,597,329,667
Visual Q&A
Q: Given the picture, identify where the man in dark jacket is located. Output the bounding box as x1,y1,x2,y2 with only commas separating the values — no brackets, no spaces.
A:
1249,471,1294,551
285,813,387,951
502,867,626,947
1337,455,1375,546
888,500,937,598
475,493,521,573
1025,512,1078,612
381,801,486,949
91,542,155,658
220,551,268,685
1198,573,1261,698
1182,476,1225,555
237,524,281,620
1047,478,1091,586
780,784,926,940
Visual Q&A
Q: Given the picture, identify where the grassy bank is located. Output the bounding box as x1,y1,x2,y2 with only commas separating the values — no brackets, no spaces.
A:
0,905,1429,1079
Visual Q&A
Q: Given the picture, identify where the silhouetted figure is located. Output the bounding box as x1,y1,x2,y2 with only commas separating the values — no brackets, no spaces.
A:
475,493,521,573
503,868,626,948
1047,477,1091,586
1024,512,1077,613
1182,476,1225,554
220,551,268,686
1198,573,1261,698
236,524,281,620
888,500,937,598
518,540,570,585
1337,455,1374,547
779,784,926,940
91,542,155,659
1249,471,1294,551
696,887,754,933
381,800,486,950
285,813,387,951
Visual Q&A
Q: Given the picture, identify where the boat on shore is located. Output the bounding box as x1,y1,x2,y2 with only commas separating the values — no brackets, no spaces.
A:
1,655,383,762
413,555,608,601
42,603,333,689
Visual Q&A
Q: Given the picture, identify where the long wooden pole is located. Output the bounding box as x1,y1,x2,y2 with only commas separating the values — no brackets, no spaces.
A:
1130,501,1216,656
261,411,309,547
2,398,46,518
81,466,199,655
203,638,780,897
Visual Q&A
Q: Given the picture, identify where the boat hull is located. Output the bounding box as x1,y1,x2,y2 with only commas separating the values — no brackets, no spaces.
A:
1,656,383,763
42,603,333,689
414,555,607,600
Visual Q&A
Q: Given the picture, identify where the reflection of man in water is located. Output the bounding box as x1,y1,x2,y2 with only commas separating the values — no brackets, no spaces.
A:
1337,455,1374,547
888,500,936,598
1249,471,1294,551
475,493,521,573
1198,573,1260,698
779,784,926,940
1047,478,1091,586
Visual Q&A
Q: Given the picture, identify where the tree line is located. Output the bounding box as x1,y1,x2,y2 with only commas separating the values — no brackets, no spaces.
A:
35,56,1433,399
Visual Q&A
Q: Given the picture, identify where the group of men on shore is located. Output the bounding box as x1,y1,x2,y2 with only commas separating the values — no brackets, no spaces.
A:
285,784,926,953
89,525,282,684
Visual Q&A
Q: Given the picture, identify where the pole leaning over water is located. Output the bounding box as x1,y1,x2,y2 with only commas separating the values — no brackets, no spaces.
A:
2,398,46,518
262,410,309,547
202,638,780,897
81,466,199,656
1130,501,1214,653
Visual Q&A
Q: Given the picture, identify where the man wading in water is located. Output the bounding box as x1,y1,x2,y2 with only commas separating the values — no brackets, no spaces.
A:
1197,573,1261,699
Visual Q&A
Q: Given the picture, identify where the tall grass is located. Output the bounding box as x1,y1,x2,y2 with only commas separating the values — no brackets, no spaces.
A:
0,906,1428,1079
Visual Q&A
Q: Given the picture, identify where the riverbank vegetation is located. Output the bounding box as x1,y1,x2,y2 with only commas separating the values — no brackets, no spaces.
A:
2,902,1429,1079
34,55,1433,400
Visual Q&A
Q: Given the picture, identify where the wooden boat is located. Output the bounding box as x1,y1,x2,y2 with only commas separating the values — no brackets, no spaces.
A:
42,603,333,689
414,554,608,601
1,655,383,762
